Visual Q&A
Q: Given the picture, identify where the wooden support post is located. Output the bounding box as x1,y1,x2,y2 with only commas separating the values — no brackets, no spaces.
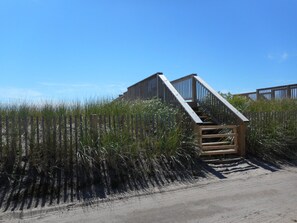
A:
238,123,247,157
193,124,202,152
233,126,238,152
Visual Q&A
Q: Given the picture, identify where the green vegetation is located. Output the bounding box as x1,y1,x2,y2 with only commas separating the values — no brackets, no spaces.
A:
220,93,297,113
0,98,183,117
0,99,199,194
219,93,250,112
221,93,297,163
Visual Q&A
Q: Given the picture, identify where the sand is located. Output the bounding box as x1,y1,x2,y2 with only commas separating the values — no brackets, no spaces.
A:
1,158,297,223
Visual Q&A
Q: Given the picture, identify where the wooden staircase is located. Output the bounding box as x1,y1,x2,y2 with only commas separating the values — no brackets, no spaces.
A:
192,105,238,156
122,73,249,157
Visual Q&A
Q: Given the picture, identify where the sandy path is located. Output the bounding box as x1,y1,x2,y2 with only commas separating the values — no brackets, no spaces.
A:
1,165,297,223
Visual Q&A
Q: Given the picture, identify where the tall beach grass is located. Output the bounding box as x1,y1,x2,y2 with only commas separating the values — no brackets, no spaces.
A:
223,94,297,162
0,99,198,192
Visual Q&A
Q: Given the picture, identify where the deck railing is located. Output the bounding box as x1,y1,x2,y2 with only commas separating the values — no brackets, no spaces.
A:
123,73,202,124
170,74,195,101
235,84,297,100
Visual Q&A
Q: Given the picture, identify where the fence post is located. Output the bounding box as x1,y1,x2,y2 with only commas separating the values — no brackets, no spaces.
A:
90,114,98,146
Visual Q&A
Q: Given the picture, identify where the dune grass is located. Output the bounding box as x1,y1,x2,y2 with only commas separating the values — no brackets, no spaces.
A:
221,93,297,112
0,99,199,193
222,94,297,162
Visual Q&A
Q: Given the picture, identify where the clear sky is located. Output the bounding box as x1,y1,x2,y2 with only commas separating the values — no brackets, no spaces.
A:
0,0,296,102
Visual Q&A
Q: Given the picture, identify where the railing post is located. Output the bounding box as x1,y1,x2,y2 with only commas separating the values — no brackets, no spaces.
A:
157,74,159,98
256,89,260,100
238,123,247,156
192,76,197,103
271,90,275,100
287,86,291,99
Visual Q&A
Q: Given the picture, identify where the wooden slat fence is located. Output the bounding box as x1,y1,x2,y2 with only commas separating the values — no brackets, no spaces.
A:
244,111,297,137
0,114,180,175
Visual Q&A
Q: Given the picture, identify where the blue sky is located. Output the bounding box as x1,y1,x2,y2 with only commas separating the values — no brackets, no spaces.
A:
0,0,296,102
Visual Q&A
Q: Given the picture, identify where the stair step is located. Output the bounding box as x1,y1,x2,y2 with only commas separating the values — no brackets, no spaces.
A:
202,121,215,125
200,127,219,131
201,125,237,130
199,115,210,119
202,141,231,146
202,133,236,138
201,149,238,156
202,144,237,151
201,157,243,164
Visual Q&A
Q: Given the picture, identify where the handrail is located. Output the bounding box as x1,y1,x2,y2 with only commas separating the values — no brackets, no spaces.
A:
233,92,257,100
122,73,203,124
194,76,249,124
258,83,297,91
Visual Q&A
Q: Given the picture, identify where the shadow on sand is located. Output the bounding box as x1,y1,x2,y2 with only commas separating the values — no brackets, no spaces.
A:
0,157,205,212
0,156,284,212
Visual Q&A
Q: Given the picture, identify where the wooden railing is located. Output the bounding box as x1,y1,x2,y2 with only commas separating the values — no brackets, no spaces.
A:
172,74,249,156
123,73,159,100
123,73,202,124
235,84,297,100
235,92,257,101
172,74,248,125
194,75,249,125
